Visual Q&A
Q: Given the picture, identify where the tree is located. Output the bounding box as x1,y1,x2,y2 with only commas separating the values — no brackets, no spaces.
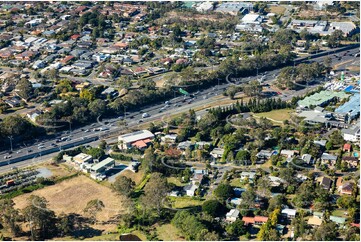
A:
113,176,135,197
202,200,225,217
83,199,105,224
86,147,105,159
235,150,250,165
243,80,262,97
196,229,219,241
172,211,206,240
225,85,239,100
213,183,234,201
226,219,246,238
23,195,57,240
88,99,107,117
16,78,33,100
256,176,272,198
99,139,107,150
57,213,75,237
313,221,338,240
257,221,280,241
0,199,22,236
140,172,169,215
79,89,95,101
240,188,256,209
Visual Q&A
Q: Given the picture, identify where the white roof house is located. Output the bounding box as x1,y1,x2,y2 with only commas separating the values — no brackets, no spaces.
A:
240,171,256,181
184,183,198,197
226,209,240,222
241,13,263,24
195,2,214,12
210,148,224,158
281,208,297,218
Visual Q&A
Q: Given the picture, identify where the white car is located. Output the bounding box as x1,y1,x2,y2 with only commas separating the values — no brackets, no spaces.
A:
84,129,89,132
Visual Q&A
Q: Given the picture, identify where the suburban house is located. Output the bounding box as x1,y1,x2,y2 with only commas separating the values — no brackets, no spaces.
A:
280,150,298,158
281,208,297,219
307,216,323,227
226,209,240,223
343,143,352,152
330,216,346,226
341,156,359,168
338,181,354,195
242,216,268,226
184,183,198,197
240,171,256,183
210,148,224,158
118,130,154,150
256,150,276,161
301,154,314,164
26,109,42,122
319,176,332,190
321,153,338,168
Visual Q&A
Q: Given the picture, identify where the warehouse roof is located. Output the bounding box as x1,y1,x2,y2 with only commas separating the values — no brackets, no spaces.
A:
119,130,154,144
91,157,115,172
335,93,360,118
298,91,349,108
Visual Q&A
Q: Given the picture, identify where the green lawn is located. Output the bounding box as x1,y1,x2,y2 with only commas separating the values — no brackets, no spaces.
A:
230,178,243,187
254,109,294,123
167,196,205,209
332,209,348,218
167,177,188,187
156,224,185,241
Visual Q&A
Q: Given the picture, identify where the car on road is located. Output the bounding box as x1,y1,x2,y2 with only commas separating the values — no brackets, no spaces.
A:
137,120,143,124
4,155,11,159
27,149,32,153
142,113,150,118
38,145,45,149
84,129,89,132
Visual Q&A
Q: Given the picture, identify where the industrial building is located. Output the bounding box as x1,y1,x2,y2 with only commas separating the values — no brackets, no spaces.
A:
73,153,93,164
334,93,360,122
90,157,115,174
297,91,349,109
118,130,154,150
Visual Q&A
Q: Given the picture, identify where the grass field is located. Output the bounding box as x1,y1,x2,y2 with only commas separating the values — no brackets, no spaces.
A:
230,178,243,187
332,209,348,218
167,196,205,209
167,177,187,187
255,109,294,123
156,224,185,241
269,5,286,14
13,175,125,223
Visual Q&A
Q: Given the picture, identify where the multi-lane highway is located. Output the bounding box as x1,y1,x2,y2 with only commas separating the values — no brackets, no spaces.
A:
0,46,359,171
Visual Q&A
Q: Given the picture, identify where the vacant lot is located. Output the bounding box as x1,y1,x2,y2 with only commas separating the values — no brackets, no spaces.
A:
168,196,205,209
269,5,286,15
255,109,294,123
121,169,145,185
13,175,124,222
157,224,185,241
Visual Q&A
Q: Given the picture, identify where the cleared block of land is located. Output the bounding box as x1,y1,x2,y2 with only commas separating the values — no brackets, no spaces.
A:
156,224,185,241
13,175,124,222
269,5,286,14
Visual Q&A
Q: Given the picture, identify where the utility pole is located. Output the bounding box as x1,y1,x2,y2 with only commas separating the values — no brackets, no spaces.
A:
124,106,127,120
8,136,13,152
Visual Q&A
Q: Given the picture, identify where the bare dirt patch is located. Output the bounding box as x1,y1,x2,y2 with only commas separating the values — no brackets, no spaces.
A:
13,175,124,223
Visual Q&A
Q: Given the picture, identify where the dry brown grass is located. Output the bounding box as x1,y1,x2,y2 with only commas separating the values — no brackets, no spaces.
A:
13,175,124,223
120,169,145,185
269,6,286,15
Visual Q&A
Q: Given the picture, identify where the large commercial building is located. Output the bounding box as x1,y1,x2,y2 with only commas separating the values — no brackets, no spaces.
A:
118,130,154,150
297,91,349,109
334,93,360,123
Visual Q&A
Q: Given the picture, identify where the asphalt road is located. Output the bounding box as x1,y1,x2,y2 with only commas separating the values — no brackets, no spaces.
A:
0,47,359,172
